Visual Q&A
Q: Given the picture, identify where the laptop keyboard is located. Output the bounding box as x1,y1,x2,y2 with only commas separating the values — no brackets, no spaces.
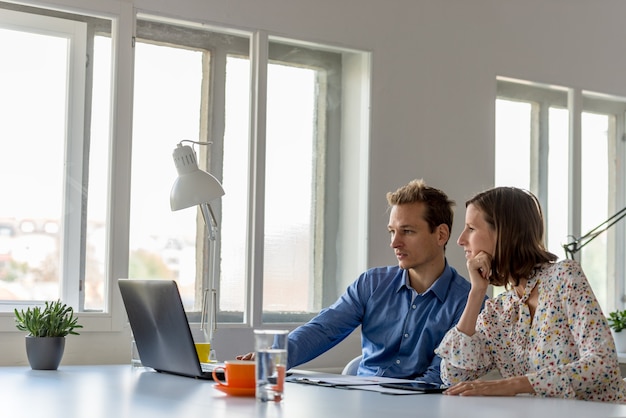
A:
201,362,223,373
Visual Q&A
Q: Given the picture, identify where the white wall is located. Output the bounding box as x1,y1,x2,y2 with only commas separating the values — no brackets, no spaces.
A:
4,0,626,370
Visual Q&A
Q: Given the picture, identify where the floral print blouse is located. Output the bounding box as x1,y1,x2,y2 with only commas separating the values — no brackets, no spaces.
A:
435,259,626,403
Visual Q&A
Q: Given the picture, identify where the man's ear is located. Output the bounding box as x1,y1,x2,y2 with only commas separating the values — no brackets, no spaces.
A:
436,223,450,247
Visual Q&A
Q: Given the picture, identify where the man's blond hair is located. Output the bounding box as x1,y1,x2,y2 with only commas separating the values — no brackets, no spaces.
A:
386,179,455,237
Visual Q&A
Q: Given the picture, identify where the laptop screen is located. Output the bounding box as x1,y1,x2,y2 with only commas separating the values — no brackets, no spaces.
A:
118,279,213,379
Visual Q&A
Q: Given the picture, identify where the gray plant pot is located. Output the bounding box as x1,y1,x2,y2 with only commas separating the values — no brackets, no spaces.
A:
25,336,66,370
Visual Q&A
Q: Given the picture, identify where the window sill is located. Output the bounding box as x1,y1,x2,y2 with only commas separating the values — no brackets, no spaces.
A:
0,310,126,333
0,293,127,333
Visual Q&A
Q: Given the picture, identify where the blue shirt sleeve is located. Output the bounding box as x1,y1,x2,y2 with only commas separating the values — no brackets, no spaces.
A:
287,275,366,369
417,354,443,385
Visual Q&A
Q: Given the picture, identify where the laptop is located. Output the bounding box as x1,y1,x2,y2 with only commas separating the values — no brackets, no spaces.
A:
118,278,224,380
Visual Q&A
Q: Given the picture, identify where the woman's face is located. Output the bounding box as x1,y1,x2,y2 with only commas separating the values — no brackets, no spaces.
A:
457,203,497,259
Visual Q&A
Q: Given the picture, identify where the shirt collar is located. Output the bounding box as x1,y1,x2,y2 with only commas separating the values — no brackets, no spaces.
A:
397,260,454,302
512,266,541,303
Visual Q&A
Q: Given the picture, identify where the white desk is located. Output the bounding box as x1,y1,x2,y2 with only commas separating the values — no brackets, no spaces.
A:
2,365,626,418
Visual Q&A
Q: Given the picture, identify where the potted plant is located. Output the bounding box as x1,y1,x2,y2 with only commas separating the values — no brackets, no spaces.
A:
608,309,626,353
14,300,83,370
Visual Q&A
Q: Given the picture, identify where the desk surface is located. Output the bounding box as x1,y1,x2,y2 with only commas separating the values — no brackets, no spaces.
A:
2,365,626,418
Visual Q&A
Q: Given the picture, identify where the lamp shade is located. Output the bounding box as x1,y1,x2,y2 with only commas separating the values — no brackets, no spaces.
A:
170,144,225,211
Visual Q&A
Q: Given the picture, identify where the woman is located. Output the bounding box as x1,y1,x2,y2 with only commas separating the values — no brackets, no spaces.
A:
435,186,626,402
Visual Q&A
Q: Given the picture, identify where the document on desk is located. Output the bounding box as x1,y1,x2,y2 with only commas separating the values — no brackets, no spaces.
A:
291,375,415,387
343,385,431,395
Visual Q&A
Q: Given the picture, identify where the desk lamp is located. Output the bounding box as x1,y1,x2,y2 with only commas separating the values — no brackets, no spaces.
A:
170,140,225,361
562,206,626,259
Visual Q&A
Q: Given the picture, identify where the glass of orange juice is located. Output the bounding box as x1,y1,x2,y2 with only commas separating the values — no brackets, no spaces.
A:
195,342,211,363
191,328,214,363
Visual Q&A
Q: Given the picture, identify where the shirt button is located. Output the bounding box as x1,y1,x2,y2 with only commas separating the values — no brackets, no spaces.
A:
396,360,401,365
412,305,417,309
404,333,409,338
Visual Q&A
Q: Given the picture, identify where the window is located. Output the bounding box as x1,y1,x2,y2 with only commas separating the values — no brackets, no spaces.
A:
0,3,113,312
0,4,370,333
496,78,626,313
129,16,370,326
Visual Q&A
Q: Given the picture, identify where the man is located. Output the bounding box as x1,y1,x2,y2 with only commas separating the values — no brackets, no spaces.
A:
238,179,474,384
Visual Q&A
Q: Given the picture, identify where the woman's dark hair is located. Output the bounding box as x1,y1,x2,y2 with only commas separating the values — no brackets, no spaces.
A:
467,187,557,287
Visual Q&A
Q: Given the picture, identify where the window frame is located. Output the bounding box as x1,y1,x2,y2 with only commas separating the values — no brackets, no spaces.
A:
132,15,347,326
496,77,626,312
0,3,370,335
0,1,133,333
0,6,90,310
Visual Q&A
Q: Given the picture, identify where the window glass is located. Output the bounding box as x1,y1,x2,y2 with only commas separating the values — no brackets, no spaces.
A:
84,35,112,311
0,27,66,301
129,18,353,325
263,63,317,315
220,55,251,317
546,107,568,257
130,21,255,320
130,41,204,310
494,98,531,297
580,113,610,310
0,8,112,312
495,99,531,189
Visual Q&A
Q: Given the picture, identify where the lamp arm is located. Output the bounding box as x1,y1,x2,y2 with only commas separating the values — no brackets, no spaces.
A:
563,206,626,259
200,288,210,332
199,202,219,360
200,203,219,241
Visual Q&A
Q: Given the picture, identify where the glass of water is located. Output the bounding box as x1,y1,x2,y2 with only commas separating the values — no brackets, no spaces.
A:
254,329,288,402
130,330,142,368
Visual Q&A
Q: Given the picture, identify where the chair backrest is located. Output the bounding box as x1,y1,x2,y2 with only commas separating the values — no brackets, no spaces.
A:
341,354,362,375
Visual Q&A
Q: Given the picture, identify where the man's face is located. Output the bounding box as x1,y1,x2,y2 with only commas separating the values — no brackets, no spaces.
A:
388,202,445,271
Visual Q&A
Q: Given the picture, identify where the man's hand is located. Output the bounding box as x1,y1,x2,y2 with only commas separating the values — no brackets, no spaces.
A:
236,352,255,361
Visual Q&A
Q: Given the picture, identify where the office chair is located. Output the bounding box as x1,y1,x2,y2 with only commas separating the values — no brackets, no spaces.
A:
341,354,362,375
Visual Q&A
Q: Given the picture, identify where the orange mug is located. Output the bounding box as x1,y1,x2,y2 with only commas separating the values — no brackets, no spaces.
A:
212,360,256,389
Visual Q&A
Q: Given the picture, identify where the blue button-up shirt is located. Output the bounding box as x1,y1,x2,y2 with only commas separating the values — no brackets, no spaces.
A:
287,262,472,384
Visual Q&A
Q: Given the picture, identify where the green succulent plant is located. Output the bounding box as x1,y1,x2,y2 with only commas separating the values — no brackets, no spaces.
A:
608,309,626,333
14,300,83,337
